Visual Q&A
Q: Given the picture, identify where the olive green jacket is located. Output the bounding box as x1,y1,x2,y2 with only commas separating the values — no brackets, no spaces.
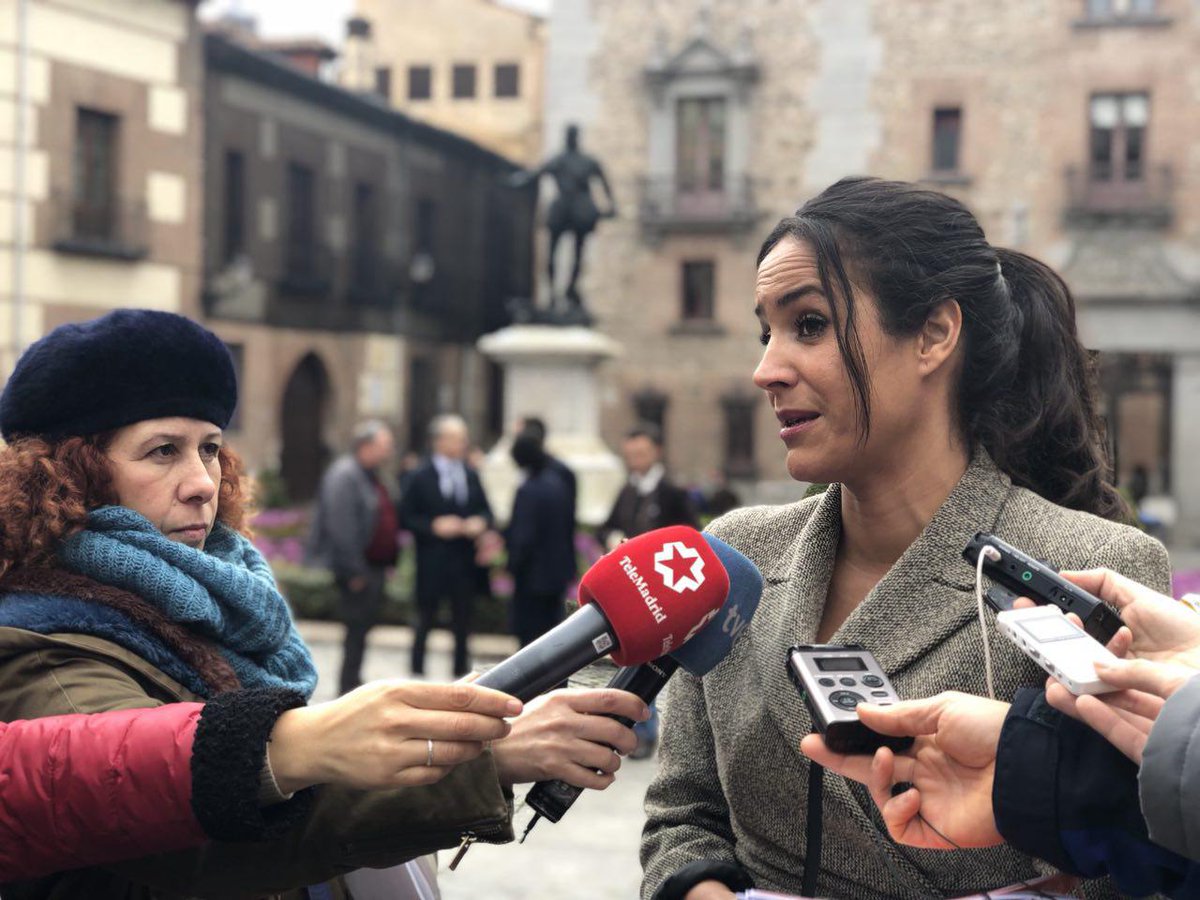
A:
0,629,513,900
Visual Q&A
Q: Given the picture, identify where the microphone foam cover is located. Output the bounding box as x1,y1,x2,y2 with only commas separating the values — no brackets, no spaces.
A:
579,525,730,666
668,533,763,677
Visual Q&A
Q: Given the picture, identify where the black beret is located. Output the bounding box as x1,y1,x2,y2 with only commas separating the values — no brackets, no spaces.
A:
0,309,238,441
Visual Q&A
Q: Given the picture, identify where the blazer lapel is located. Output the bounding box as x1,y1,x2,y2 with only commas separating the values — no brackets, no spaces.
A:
753,485,841,753
834,451,1013,676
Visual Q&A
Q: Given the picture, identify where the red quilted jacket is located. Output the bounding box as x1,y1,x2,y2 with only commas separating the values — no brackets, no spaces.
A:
0,703,207,880
0,684,310,883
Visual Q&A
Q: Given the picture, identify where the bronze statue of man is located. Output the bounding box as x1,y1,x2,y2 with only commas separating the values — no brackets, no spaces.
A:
513,125,616,316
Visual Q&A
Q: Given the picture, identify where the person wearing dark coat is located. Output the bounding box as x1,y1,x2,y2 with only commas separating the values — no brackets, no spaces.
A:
400,414,494,676
599,423,697,759
518,416,578,519
599,424,698,552
506,433,576,647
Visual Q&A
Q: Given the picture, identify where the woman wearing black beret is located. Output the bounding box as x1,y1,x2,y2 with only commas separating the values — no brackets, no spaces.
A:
0,309,647,899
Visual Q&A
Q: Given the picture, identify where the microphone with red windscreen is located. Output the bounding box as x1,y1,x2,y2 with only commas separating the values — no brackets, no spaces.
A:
474,526,729,702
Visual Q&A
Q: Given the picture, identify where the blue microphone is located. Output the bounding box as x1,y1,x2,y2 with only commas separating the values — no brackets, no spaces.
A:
519,534,763,838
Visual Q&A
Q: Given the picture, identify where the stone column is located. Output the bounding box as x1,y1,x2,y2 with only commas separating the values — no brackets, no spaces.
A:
1171,354,1200,544
477,324,625,525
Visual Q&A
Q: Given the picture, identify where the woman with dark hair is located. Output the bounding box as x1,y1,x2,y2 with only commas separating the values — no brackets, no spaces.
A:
0,309,647,899
640,177,1170,900
507,430,576,647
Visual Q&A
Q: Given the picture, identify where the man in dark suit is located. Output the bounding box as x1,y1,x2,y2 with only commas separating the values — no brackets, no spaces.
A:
399,414,494,677
506,431,576,647
599,423,698,551
517,416,577,518
599,423,698,758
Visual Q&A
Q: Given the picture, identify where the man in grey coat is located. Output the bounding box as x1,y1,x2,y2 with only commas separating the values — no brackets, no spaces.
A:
309,421,398,694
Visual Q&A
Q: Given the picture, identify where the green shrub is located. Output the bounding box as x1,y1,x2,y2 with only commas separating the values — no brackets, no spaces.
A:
272,560,513,635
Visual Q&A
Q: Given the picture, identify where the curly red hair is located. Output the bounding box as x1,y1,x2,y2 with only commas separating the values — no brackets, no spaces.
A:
0,435,253,579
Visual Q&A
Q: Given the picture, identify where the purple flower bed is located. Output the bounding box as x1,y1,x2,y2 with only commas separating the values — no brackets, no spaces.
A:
251,507,309,532
1173,569,1200,597
254,534,306,565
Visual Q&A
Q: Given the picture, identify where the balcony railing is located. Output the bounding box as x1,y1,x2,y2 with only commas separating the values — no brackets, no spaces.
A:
50,191,148,260
1064,164,1173,227
638,175,759,239
348,261,401,309
278,243,334,297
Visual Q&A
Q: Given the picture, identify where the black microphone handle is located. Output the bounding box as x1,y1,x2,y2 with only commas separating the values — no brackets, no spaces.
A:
474,603,614,702
524,656,682,826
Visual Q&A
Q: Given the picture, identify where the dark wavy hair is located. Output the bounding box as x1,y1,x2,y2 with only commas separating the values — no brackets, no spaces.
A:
0,434,252,579
758,176,1125,521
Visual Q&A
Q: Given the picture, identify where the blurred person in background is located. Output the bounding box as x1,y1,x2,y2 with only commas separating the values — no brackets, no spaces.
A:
707,470,743,519
600,423,698,551
400,414,494,677
517,414,577,514
600,422,698,759
308,420,399,693
507,430,576,647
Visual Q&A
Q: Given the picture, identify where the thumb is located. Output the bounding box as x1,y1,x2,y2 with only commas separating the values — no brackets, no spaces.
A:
855,696,950,738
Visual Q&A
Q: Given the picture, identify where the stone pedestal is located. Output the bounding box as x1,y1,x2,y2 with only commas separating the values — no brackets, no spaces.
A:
477,324,625,525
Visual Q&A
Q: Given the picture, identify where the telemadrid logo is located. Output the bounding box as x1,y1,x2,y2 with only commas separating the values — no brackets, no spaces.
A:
654,541,706,594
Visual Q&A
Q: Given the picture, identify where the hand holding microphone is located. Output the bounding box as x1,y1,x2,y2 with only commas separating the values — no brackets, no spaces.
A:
490,688,648,789
448,526,736,868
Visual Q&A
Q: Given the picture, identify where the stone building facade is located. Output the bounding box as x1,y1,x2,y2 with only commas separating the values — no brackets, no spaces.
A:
204,32,534,500
547,0,1200,535
342,0,545,166
0,0,204,374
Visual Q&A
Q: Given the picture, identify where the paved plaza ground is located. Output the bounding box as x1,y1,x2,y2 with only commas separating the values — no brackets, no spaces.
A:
299,621,653,900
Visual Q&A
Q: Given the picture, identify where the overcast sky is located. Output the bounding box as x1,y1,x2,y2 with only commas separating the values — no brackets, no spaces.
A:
198,0,551,44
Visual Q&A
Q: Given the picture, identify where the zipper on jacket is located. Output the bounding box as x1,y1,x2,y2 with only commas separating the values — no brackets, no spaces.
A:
447,834,475,870
341,817,511,864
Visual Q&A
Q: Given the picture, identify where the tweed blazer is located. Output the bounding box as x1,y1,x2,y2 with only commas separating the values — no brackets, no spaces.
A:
641,452,1170,900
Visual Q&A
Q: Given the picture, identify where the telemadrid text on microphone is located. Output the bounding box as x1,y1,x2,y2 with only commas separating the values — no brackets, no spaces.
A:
474,525,731,701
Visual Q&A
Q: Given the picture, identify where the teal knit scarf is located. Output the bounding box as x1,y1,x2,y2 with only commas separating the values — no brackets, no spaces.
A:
59,506,318,698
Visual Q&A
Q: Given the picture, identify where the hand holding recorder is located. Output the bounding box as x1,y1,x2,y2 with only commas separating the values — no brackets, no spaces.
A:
1010,567,1200,763
1049,568,1200,669
800,692,1009,850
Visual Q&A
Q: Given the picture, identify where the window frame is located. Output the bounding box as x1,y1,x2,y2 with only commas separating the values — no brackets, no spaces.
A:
72,106,120,243
681,259,716,322
408,65,433,101
494,62,520,98
452,64,477,100
931,107,963,174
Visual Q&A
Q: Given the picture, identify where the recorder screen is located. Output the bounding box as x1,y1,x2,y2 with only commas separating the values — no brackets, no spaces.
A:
1017,616,1084,644
816,657,868,672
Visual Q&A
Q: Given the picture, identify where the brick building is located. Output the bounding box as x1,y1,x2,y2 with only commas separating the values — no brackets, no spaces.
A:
342,0,545,165
546,0,1200,535
0,0,204,373
203,30,534,500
